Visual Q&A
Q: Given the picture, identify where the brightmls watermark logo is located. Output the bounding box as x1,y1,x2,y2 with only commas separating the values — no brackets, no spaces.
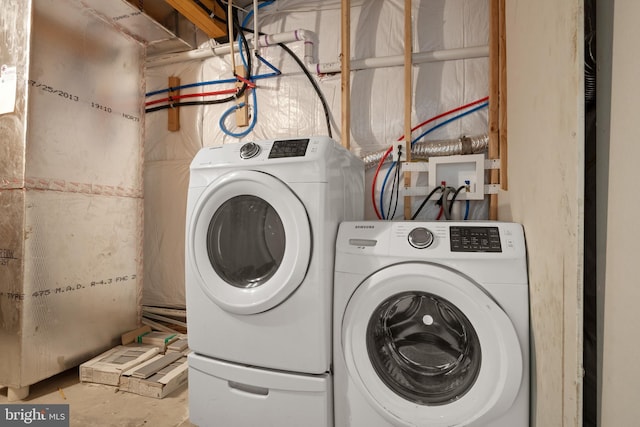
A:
0,405,68,426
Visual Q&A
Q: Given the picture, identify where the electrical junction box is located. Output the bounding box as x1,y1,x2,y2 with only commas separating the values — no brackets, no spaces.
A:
428,154,485,200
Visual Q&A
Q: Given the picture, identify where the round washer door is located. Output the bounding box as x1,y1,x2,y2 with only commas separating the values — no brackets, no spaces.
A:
342,262,523,427
188,170,311,315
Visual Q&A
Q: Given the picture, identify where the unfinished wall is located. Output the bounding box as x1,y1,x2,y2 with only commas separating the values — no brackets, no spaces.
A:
500,0,584,425
143,0,491,308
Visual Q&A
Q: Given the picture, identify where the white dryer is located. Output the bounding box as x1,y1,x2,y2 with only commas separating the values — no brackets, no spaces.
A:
186,136,363,427
333,221,529,427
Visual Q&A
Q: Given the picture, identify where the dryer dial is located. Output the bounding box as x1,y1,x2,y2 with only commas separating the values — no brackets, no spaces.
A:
408,227,434,249
239,142,260,159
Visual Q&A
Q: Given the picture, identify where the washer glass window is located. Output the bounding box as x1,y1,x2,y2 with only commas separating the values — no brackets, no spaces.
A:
366,291,482,405
206,195,285,288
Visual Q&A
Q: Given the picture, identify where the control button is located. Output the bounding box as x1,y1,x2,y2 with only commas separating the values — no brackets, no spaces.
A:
240,142,260,159
408,227,434,249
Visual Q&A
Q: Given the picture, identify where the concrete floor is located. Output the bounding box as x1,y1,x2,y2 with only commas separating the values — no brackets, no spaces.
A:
0,367,196,427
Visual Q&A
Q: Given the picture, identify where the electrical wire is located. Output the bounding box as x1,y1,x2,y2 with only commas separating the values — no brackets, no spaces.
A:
371,96,490,219
372,102,489,219
411,102,489,146
447,185,468,218
145,22,252,114
242,0,274,28
388,145,403,219
403,97,488,143
383,161,402,220
219,7,259,138
379,145,402,219
371,146,394,220
146,1,332,140
275,42,333,138
410,185,443,220
228,0,236,71
145,56,278,110
145,93,247,113
386,102,489,215
220,1,283,138
239,1,334,140
146,78,237,97
194,0,214,17
389,159,401,220
379,161,395,219
239,0,275,68
145,88,238,107
464,200,470,220
441,186,455,220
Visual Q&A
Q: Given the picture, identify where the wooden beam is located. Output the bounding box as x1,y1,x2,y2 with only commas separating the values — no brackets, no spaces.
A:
403,0,413,220
498,0,508,190
488,0,500,220
165,0,227,39
341,0,351,149
235,65,249,127
168,76,180,132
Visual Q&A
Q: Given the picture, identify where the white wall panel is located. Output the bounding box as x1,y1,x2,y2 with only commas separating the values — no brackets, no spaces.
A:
501,0,584,425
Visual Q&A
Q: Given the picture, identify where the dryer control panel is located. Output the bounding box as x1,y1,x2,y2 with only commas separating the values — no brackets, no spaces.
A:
268,139,310,158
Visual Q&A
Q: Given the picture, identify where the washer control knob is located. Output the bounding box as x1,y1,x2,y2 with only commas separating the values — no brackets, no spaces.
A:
408,227,434,249
240,142,260,159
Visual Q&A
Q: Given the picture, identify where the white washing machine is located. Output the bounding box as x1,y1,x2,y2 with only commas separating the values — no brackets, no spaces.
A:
186,136,363,427
333,221,529,427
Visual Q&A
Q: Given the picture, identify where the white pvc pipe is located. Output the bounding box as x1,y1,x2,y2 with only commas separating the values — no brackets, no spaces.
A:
227,0,236,71
145,29,489,73
146,30,308,68
253,0,259,55
315,46,490,74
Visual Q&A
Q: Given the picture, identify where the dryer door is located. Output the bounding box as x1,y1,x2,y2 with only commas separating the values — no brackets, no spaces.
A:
341,262,523,427
188,170,311,315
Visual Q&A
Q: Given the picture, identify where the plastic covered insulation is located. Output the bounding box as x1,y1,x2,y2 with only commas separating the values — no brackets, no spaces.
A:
361,134,489,169
1,0,144,390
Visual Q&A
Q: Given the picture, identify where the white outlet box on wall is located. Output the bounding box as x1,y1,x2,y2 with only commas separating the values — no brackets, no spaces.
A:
428,154,485,200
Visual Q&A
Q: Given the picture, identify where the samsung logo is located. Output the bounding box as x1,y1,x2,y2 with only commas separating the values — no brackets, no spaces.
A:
354,225,375,229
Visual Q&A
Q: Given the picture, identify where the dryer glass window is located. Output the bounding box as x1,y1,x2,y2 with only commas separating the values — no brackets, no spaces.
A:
366,291,481,405
207,195,285,288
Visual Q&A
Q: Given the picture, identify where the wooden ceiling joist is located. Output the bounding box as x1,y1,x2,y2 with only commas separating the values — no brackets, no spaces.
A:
164,0,227,39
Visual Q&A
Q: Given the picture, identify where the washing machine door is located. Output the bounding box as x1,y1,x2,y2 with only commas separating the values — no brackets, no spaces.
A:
188,169,311,315
342,262,523,427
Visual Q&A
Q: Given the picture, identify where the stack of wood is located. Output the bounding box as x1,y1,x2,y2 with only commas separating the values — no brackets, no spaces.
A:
79,324,190,399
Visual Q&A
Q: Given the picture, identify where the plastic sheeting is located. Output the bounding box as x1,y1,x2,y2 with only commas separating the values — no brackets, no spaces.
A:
197,0,489,154
142,0,490,307
142,160,191,308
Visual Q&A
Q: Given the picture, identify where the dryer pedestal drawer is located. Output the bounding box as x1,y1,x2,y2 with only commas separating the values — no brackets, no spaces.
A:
188,353,332,427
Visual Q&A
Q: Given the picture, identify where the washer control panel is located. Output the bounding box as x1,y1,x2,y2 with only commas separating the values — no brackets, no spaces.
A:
336,222,523,258
449,226,502,252
407,227,434,249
